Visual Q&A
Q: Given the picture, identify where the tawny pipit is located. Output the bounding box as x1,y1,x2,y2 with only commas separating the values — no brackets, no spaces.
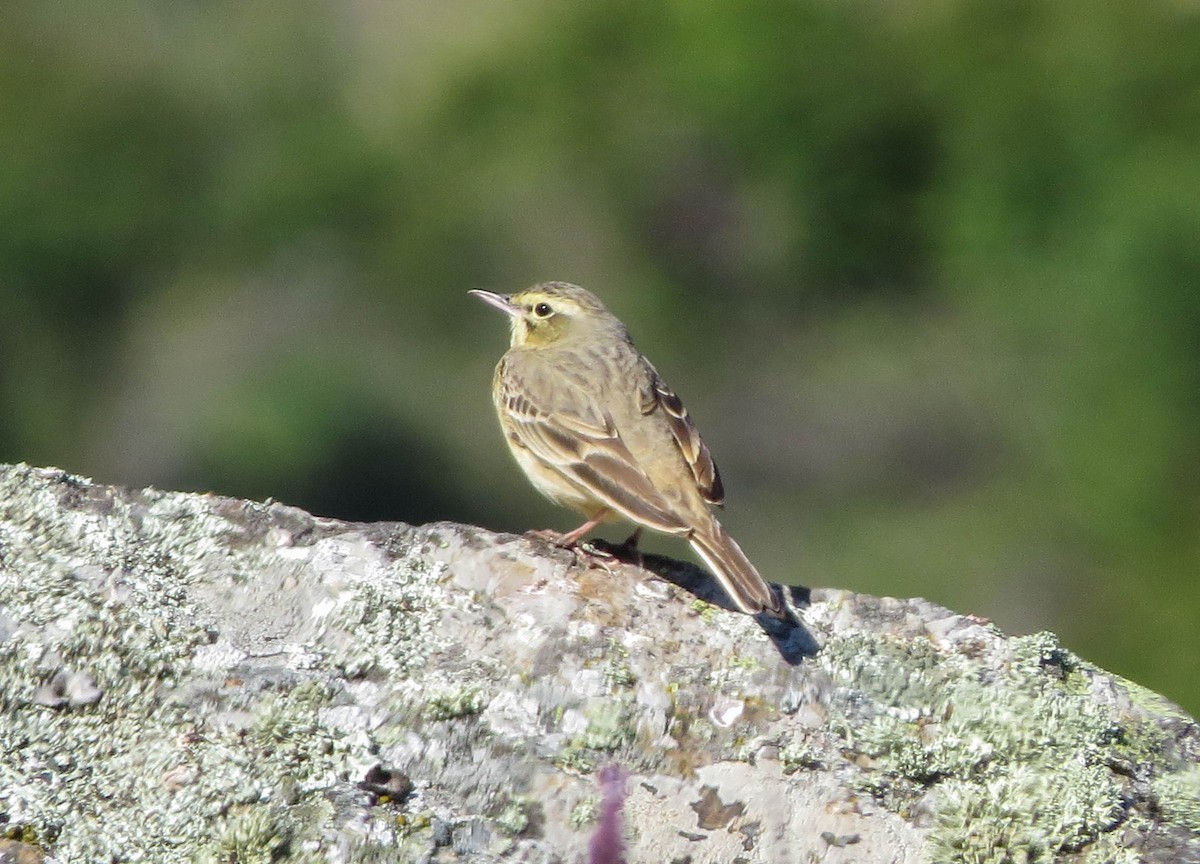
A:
470,281,782,617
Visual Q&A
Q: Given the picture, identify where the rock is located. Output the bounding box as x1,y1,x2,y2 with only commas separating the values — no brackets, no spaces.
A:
0,463,1197,863
0,839,44,864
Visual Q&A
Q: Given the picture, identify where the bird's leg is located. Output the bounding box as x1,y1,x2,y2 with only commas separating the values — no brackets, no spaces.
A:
556,509,611,547
526,509,611,548
526,510,629,573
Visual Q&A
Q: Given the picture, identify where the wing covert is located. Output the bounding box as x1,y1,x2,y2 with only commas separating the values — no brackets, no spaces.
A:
639,359,724,505
497,356,691,533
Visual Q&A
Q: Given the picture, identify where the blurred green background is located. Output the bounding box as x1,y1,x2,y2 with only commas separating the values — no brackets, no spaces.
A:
2,1,1197,713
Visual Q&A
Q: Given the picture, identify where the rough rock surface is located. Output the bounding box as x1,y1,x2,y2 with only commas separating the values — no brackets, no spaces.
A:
0,463,1197,863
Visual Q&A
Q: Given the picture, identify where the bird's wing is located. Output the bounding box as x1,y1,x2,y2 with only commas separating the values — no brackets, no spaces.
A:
638,359,724,506
498,357,691,534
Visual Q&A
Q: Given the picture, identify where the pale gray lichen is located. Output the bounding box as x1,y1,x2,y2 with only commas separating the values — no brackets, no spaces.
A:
0,466,455,863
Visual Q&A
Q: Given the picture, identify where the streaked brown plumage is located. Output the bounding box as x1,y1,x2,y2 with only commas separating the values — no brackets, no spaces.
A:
469,281,782,617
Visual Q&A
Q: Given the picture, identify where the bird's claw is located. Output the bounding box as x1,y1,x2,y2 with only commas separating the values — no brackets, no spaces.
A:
523,530,619,573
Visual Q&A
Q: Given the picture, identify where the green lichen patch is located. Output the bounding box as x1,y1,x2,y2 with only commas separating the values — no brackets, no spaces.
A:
930,759,1125,863
424,686,487,721
602,638,637,690
579,700,636,752
196,803,323,864
727,653,763,673
780,737,824,774
318,545,450,681
491,795,533,836
554,746,597,775
688,599,719,624
569,796,600,830
555,699,639,775
819,630,954,714
249,682,342,769
815,627,1173,861
1152,766,1200,830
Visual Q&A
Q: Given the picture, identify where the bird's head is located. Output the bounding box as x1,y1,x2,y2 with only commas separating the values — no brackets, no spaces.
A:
469,282,621,349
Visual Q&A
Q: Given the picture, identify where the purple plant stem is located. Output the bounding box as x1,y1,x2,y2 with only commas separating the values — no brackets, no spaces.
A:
588,764,628,864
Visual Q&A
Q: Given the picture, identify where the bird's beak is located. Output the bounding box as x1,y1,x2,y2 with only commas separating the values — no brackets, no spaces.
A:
468,289,522,319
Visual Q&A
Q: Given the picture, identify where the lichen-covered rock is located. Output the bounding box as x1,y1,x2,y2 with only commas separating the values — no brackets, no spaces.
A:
0,463,1196,863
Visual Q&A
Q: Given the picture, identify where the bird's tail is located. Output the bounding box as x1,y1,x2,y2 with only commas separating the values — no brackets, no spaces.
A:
688,520,782,617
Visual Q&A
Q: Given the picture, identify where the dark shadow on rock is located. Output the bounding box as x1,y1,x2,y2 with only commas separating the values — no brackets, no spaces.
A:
589,540,820,666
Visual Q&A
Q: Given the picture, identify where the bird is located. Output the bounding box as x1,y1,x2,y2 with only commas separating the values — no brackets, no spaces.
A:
469,281,782,617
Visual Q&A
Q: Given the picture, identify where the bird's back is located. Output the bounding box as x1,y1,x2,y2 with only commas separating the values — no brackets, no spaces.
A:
533,332,713,521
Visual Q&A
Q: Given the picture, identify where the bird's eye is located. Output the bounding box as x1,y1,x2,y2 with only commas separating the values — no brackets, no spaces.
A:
533,302,553,318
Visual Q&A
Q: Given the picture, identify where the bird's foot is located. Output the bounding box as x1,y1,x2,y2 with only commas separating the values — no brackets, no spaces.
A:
523,528,619,572
525,528,572,547
587,529,644,570
576,542,621,575
524,528,606,549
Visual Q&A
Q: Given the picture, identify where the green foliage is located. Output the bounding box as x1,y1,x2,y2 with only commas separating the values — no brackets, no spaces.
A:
1,0,1197,714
